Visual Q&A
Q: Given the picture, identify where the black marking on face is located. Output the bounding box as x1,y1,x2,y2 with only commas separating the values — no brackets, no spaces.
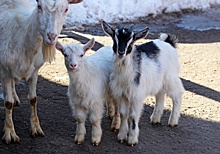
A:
114,28,134,57
112,31,118,54
132,119,136,130
136,41,160,59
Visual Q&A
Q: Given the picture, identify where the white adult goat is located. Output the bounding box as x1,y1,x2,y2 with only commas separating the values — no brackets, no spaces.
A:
56,38,120,146
101,21,184,146
0,0,82,144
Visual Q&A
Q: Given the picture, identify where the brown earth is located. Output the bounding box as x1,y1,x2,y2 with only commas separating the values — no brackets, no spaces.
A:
0,9,220,154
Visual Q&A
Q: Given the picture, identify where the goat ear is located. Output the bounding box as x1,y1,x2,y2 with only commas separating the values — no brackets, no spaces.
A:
101,20,114,37
133,27,149,41
83,38,95,53
68,0,83,4
55,41,64,54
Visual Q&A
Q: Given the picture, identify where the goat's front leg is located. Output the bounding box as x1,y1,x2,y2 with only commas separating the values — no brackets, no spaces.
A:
117,100,129,143
90,101,103,146
28,73,44,137
2,78,20,144
74,106,87,145
128,101,143,146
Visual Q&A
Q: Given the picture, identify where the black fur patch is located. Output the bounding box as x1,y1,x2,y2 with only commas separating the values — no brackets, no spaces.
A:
112,39,118,54
133,50,142,85
134,71,141,85
136,41,160,59
133,41,160,85
5,101,13,110
163,34,178,48
132,119,136,130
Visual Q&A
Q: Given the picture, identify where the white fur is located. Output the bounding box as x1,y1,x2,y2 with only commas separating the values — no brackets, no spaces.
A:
56,39,120,146
109,35,184,146
0,0,82,144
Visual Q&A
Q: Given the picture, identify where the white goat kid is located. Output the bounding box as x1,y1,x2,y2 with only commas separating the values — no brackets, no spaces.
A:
56,38,119,146
101,21,184,146
0,0,82,144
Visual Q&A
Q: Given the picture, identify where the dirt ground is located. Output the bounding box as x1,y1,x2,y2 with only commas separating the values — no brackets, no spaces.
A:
0,9,220,154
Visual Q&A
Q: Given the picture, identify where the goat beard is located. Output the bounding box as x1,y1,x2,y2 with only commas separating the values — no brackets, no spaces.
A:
42,43,56,63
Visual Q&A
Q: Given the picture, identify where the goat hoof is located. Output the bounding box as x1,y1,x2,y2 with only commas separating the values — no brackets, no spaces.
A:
30,131,45,138
128,142,137,147
75,140,83,145
30,133,37,138
168,123,178,127
118,139,126,144
2,137,10,144
12,136,20,144
92,141,100,146
108,115,113,120
2,134,20,144
13,101,21,107
38,132,45,137
111,128,119,132
151,121,161,126
2,139,11,144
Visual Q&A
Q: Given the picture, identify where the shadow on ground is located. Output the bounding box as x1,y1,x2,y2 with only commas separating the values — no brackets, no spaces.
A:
181,78,220,102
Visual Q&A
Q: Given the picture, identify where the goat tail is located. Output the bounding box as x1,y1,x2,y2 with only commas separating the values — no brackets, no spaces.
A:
159,33,179,48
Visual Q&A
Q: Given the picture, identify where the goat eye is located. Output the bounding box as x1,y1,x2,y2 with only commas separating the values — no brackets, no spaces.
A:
64,53,67,57
80,54,83,57
38,5,42,11
64,8,68,13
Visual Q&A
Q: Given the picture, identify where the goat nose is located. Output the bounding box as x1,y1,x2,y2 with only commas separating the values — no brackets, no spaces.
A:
118,51,124,55
47,33,57,42
70,63,77,69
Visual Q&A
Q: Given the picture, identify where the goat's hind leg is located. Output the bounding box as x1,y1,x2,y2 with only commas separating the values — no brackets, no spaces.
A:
28,73,44,137
150,91,165,125
168,77,184,127
107,98,120,132
2,78,20,144
106,99,115,120
12,80,20,107
111,101,121,132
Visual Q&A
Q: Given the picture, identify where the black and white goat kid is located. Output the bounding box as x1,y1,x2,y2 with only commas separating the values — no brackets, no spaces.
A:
101,21,184,146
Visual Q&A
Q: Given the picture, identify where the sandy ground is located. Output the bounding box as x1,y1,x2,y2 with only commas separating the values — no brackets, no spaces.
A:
0,8,220,154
